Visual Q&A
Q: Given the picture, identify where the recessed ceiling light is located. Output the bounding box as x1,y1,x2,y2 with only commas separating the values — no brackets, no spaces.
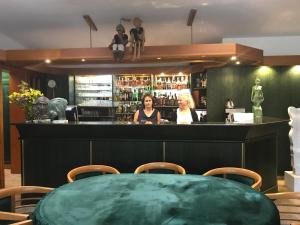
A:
45,59,51,64
81,58,86,62
157,57,161,60
201,2,208,6
230,56,237,61
160,72,165,76
236,61,240,65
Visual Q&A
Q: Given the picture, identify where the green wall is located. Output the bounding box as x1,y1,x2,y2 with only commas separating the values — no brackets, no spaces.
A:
207,65,300,121
207,65,300,175
36,75,69,100
1,71,10,163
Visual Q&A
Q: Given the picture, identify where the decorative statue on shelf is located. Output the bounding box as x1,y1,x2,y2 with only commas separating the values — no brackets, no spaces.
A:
130,17,145,61
48,97,68,121
109,24,128,62
288,107,300,175
251,78,264,118
32,96,50,120
225,98,235,109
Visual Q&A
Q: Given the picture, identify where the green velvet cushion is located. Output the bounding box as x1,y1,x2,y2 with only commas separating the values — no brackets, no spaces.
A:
33,174,279,225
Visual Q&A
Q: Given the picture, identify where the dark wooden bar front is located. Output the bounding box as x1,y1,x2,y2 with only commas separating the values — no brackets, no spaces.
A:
15,117,287,192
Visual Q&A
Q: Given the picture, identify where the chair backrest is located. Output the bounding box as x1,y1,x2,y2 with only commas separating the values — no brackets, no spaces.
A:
202,167,262,191
10,219,32,225
134,162,186,174
67,165,120,183
0,186,53,224
266,192,300,225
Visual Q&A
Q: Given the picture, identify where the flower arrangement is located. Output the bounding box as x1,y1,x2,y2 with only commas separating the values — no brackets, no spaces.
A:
9,81,43,121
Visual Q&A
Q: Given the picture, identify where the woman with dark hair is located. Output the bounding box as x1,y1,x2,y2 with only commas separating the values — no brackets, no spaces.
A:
133,94,161,124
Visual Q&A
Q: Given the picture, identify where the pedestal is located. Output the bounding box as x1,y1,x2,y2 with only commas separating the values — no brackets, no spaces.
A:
284,171,300,191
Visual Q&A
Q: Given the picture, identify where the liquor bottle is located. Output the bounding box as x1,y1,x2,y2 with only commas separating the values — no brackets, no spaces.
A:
174,93,178,106
153,92,158,106
128,89,133,101
196,76,201,88
166,77,171,89
170,95,175,106
133,89,138,101
117,77,121,86
136,77,141,86
187,76,191,89
171,76,176,89
157,77,162,90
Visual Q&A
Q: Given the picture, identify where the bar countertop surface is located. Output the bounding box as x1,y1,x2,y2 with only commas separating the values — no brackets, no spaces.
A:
14,116,288,141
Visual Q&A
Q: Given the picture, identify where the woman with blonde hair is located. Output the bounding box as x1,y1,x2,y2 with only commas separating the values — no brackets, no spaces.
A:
173,92,199,124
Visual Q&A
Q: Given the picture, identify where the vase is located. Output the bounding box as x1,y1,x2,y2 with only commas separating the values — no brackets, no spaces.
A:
24,105,34,122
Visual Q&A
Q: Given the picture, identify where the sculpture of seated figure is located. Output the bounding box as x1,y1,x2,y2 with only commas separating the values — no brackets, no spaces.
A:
32,96,50,120
48,98,68,121
251,78,264,118
288,107,300,175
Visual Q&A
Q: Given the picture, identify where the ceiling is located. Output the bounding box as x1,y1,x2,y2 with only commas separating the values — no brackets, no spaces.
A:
1,0,300,49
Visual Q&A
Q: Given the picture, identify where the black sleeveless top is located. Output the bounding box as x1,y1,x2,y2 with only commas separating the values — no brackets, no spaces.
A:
113,34,128,44
130,27,144,41
137,109,159,124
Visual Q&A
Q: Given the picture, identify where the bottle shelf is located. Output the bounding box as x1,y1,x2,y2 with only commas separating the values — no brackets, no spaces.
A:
116,85,151,89
155,105,177,108
78,115,114,118
115,112,134,115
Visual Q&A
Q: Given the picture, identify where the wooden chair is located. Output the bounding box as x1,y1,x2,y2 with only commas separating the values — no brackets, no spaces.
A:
134,162,186,174
0,186,53,224
266,192,300,225
67,165,120,183
203,167,262,191
9,219,32,225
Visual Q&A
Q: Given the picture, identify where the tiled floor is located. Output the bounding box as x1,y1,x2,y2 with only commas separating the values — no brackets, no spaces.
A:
3,169,290,192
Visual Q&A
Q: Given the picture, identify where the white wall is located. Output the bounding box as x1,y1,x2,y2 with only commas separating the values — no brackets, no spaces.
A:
223,36,300,56
0,32,25,49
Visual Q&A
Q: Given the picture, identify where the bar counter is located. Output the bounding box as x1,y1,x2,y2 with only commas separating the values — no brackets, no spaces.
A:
15,117,287,192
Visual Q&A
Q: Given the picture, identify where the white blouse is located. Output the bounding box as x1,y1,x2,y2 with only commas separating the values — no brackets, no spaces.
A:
176,108,193,124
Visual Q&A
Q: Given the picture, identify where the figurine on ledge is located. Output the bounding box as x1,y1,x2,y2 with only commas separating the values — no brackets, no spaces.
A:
129,17,145,61
225,98,235,109
109,24,128,62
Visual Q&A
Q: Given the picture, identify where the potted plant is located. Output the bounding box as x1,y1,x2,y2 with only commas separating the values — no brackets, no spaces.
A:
8,81,43,121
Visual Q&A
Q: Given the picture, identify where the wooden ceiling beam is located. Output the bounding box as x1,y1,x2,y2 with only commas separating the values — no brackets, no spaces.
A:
3,43,263,74
263,55,300,66
27,65,192,75
0,50,5,61
236,44,263,64
5,43,262,63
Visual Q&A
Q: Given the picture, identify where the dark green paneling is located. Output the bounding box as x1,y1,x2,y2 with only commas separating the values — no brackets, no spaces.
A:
207,65,300,175
32,75,69,100
207,66,300,121
1,71,10,163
